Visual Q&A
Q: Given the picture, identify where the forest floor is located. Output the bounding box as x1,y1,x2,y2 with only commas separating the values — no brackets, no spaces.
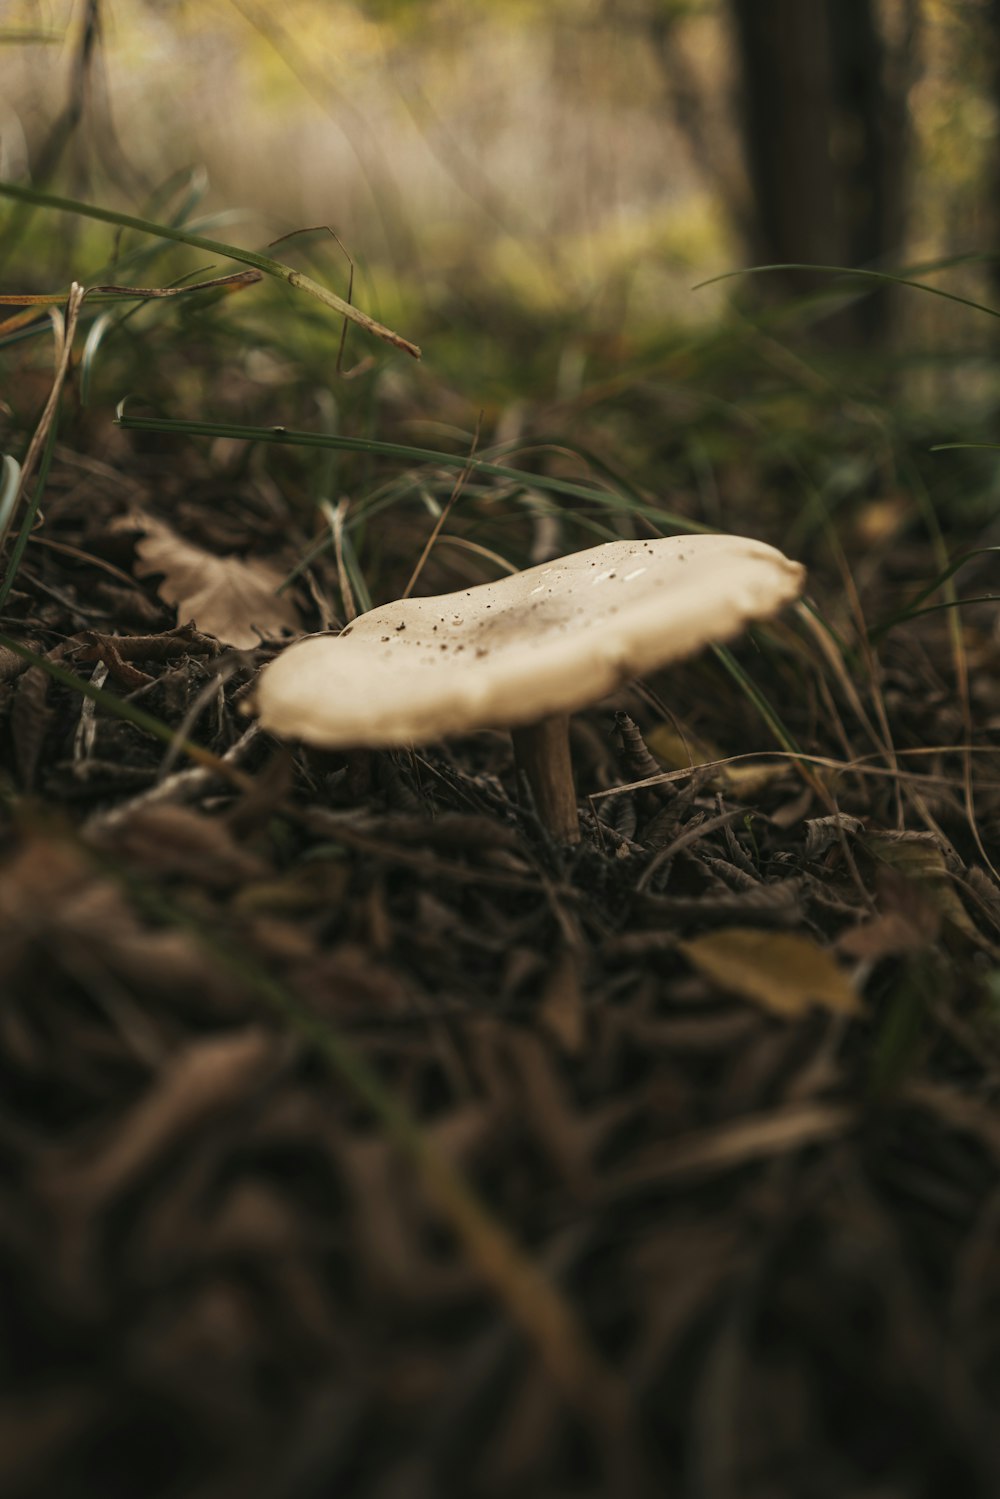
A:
2,317,1000,1499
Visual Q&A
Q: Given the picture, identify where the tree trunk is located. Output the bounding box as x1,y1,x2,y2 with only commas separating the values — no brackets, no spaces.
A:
729,0,913,345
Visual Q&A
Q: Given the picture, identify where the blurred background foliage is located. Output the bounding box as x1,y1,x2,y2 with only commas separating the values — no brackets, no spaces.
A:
3,0,1000,573
4,1,997,312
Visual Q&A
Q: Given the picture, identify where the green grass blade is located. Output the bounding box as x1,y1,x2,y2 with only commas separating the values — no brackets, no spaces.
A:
0,179,421,356
930,441,1000,452
80,311,113,404
113,405,702,530
0,454,21,549
0,417,58,610
868,547,1000,641
694,262,1000,322
142,164,209,232
886,594,1000,623
712,641,804,758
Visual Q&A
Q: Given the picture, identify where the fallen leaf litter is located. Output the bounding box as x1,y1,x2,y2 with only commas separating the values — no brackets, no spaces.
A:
0,447,999,1498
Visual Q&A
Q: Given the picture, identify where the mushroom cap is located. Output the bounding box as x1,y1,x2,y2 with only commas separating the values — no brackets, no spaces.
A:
254,534,805,748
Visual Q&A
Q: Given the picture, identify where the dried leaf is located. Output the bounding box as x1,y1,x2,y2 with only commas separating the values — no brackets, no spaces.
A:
609,1101,853,1191
129,514,302,648
539,949,585,1054
838,910,932,961
804,813,866,860
863,831,978,941
0,834,243,1015
838,867,940,960
49,1027,285,1207
964,866,1000,932
0,642,28,682
87,804,270,889
679,926,859,1018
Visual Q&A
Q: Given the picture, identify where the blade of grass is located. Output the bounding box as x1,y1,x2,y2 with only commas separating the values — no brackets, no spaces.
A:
878,594,1000,623
354,481,623,541
0,268,262,307
796,602,898,774
897,451,994,873
113,406,700,529
0,180,420,357
694,262,1000,322
0,416,58,610
0,454,21,549
75,270,264,401
587,746,1000,801
711,642,803,759
710,639,838,808
931,441,1000,451
868,547,1000,642
402,414,482,598
0,213,255,348
319,498,373,618
433,535,521,574
0,284,84,609
140,165,209,234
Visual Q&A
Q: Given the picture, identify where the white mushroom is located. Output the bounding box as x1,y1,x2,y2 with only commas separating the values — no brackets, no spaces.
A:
253,534,805,842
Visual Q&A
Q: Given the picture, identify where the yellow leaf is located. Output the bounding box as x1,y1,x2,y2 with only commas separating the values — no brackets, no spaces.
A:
679,927,859,1018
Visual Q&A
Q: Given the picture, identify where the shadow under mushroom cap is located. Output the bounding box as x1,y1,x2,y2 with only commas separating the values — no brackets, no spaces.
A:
253,535,805,748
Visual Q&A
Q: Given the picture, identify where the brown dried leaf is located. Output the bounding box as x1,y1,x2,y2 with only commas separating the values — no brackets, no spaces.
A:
0,643,28,682
609,1101,853,1193
288,943,409,1017
679,927,859,1018
130,514,301,648
340,1114,487,1302
50,1027,285,1207
863,831,978,941
503,1030,595,1195
804,813,866,860
964,865,1000,933
88,805,270,889
539,948,586,1054
838,867,940,961
0,834,243,1016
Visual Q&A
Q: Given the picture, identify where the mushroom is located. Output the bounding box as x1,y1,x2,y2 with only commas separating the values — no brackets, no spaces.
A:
253,534,805,842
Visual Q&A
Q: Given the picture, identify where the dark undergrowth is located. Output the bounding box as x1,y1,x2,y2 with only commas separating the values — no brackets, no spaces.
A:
1,177,1000,1498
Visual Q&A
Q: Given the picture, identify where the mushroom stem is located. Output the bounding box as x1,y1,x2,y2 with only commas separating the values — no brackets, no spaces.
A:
511,714,580,843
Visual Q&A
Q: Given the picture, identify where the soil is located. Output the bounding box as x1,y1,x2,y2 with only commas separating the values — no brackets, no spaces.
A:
1,434,999,1499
